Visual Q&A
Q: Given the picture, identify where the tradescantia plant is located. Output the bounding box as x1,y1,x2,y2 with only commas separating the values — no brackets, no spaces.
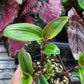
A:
3,16,68,84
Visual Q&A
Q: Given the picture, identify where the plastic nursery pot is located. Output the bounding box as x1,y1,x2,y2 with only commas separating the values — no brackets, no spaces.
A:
54,42,81,84
15,42,80,84
27,42,81,84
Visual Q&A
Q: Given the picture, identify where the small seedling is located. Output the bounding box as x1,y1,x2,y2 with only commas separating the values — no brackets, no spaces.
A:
4,16,79,84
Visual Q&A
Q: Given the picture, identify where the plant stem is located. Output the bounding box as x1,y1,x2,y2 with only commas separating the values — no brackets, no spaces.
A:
64,67,77,76
41,39,46,68
55,66,78,77
33,71,41,84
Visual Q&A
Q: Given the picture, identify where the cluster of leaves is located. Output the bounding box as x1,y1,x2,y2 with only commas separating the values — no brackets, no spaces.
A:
18,49,54,84
3,17,68,84
0,0,62,56
44,60,55,80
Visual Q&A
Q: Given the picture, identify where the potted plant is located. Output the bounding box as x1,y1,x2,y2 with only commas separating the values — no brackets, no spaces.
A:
3,16,84,84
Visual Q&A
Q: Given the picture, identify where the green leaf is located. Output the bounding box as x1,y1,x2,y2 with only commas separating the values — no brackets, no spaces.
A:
78,0,84,9
3,23,43,41
42,17,68,40
36,74,49,84
37,39,42,45
18,48,33,74
79,68,84,84
44,74,50,80
42,43,60,57
62,0,67,2
71,69,79,79
21,74,33,84
78,52,84,67
44,71,54,80
48,71,55,76
46,60,52,73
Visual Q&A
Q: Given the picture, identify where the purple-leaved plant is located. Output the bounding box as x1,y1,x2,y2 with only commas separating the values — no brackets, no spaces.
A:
0,0,62,56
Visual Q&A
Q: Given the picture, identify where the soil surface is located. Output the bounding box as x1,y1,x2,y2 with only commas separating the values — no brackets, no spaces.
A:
33,55,70,84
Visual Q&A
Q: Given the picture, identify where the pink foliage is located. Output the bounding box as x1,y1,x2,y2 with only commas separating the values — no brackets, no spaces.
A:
39,0,62,23
22,0,37,14
8,38,30,55
25,16,34,24
32,80,36,84
0,0,16,36
31,2,41,12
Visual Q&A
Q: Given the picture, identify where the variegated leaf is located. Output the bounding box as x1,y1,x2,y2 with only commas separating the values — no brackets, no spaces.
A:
39,0,62,23
0,0,17,36
67,7,84,60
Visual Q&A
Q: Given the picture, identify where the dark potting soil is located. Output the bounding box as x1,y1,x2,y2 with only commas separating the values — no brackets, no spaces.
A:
33,55,69,84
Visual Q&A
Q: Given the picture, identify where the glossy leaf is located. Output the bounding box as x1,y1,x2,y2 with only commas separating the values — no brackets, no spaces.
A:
0,0,17,36
42,17,68,40
3,23,43,41
21,74,33,84
79,68,84,84
78,0,84,9
78,52,84,67
36,75,48,84
18,48,33,74
39,0,62,23
67,7,84,60
42,43,60,57
46,60,52,73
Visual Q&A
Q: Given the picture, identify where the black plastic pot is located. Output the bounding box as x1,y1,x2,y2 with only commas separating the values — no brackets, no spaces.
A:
15,42,81,84
54,42,80,84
